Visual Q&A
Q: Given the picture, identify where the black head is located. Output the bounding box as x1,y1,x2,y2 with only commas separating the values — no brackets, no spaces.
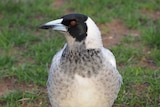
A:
39,14,88,42
61,14,88,41
39,13,103,49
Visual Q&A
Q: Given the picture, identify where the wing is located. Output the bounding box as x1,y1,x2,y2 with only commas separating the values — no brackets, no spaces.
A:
101,47,117,68
49,44,67,73
101,47,122,105
47,44,67,106
101,47,122,83
47,44,66,89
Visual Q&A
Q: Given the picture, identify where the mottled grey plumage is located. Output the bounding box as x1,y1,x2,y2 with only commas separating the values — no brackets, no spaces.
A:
40,14,122,107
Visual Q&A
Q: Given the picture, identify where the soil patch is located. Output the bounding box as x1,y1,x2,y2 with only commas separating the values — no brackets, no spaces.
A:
100,19,158,70
141,9,160,20
0,77,44,97
140,47,158,70
53,0,65,9
100,19,140,48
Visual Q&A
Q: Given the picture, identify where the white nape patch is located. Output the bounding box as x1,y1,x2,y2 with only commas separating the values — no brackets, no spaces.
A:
85,17,103,49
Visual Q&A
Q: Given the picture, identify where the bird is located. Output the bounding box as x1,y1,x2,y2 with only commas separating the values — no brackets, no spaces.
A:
39,13,122,107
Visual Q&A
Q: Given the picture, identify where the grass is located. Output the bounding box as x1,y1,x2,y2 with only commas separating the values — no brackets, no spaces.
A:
117,66,160,106
0,90,48,107
0,0,160,106
142,20,160,49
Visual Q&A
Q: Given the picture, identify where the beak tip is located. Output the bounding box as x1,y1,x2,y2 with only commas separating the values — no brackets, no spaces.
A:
39,25,52,29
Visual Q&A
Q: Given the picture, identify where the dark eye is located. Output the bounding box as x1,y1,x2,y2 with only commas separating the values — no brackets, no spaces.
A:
69,20,77,27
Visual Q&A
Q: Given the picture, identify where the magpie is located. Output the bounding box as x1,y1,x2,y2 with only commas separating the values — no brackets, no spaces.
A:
39,13,122,107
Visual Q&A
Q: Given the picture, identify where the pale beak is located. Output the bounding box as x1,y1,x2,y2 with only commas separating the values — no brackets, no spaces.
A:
39,19,67,32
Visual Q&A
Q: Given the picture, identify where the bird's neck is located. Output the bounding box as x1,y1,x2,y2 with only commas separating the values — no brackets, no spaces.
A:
64,34,103,52
65,40,86,52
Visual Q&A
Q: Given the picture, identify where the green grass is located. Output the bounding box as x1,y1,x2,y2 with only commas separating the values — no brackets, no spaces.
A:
117,66,160,106
0,0,160,106
0,90,48,107
142,20,160,49
111,44,143,65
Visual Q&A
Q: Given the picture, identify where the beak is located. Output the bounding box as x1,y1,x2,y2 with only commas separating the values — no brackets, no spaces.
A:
39,19,67,32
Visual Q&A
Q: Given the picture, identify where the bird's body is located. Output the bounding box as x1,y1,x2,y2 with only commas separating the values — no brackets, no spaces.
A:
40,14,122,107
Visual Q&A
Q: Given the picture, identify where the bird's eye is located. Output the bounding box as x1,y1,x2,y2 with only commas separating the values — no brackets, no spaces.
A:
69,20,77,27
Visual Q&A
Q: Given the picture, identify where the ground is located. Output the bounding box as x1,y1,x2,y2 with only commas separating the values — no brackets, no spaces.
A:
0,0,160,107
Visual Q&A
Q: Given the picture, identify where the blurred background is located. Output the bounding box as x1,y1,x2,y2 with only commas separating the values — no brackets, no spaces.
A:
0,0,160,107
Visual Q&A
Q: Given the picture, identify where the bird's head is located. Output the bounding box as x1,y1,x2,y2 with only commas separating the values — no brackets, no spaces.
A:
39,14,103,50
